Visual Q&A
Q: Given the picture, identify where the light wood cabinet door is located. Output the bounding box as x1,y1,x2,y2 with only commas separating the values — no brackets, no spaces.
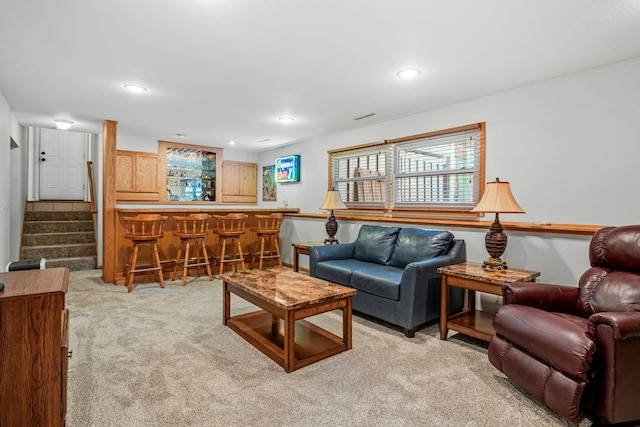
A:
116,150,160,201
135,154,159,193
221,161,257,203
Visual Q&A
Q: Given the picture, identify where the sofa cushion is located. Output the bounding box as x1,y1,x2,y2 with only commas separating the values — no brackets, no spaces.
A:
351,265,403,300
389,228,454,269
315,259,364,286
353,225,401,265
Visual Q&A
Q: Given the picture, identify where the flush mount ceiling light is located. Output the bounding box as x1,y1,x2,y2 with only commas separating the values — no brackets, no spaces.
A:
53,119,73,130
124,84,147,93
228,140,236,145
278,116,295,124
397,68,422,79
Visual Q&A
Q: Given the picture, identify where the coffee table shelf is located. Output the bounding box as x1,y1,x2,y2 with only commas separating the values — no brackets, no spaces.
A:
226,310,348,371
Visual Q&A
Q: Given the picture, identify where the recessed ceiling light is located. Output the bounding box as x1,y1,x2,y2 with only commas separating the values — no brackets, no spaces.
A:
397,68,422,79
228,140,236,146
176,133,186,138
257,139,271,143
278,116,295,124
53,119,73,130
124,84,147,93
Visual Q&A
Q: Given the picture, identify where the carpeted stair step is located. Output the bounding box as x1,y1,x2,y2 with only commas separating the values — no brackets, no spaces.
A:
21,243,96,260
24,220,94,233
45,256,97,271
21,203,98,272
25,211,93,221
22,231,95,246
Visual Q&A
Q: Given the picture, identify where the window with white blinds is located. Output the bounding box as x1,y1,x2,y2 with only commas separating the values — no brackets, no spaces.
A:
328,123,485,213
329,145,389,208
394,128,481,209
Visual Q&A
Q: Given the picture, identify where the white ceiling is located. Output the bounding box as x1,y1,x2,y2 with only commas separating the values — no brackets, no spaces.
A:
1,0,640,152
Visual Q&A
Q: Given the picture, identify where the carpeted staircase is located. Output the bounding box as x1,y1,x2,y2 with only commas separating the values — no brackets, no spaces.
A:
21,201,97,271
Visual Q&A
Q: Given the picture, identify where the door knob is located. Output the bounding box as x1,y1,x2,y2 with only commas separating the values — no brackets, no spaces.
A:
41,151,46,155
40,158,46,162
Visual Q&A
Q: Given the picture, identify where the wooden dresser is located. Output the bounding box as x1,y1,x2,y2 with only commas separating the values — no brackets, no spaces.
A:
0,267,70,427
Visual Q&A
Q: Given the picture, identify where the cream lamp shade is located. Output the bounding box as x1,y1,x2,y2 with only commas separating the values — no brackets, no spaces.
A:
471,179,525,214
320,189,346,244
320,189,347,211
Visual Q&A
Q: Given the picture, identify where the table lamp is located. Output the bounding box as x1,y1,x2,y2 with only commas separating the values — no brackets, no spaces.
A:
470,178,525,270
320,188,347,244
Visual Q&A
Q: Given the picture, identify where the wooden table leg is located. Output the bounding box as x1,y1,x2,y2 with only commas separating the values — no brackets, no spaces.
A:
468,289,476,314
293,246,300,272
270,314,279,337
284,311,295,372
223,281,230,325
439,275,448,340
343,297,352,350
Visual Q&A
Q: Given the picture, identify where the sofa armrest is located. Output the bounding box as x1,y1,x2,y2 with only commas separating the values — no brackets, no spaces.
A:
399,239,467,288
308,243,355,277
589,312,640,340
503,282,579,313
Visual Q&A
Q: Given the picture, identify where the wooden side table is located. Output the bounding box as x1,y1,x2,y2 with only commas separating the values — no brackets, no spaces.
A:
438,262,540,342
292,241,326,272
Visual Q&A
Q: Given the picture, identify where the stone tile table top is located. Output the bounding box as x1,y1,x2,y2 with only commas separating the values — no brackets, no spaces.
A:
437,262,540,285
221,267,356,310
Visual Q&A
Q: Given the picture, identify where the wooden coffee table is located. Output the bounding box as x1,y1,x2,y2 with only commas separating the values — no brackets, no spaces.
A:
222,267,356,372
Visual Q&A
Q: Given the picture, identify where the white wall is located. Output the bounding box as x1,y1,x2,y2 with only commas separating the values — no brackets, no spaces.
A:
0,90,24,267
9,123,27,264
258,57,640,289
117,135,258,163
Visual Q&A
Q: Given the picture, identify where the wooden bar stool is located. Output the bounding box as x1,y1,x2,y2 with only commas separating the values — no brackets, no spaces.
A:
250,213,283,270
171,213,213,286
123,214,167,293
211,213,247,276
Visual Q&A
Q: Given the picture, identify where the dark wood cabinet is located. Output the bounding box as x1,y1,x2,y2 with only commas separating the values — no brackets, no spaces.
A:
0,267,70,427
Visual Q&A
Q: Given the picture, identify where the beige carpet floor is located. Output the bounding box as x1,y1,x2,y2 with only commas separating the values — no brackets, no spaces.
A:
66,270,593,427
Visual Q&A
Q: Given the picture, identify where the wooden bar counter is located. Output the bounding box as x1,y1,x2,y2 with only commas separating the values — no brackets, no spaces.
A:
112,207,298,285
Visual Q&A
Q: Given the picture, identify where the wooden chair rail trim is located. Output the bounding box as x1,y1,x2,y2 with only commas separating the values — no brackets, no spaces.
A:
285,213,603,236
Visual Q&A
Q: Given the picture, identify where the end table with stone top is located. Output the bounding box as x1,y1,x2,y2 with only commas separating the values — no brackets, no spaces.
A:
438,262,540,342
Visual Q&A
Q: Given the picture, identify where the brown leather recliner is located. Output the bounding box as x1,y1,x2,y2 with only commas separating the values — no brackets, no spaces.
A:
488,225,640,425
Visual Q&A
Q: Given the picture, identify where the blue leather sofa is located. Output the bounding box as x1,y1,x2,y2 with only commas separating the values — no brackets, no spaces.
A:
309,225,466,337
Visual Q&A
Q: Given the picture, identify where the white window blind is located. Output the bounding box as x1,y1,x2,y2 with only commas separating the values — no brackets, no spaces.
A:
394,128,481,209
330,145,389,207
328,123,484,213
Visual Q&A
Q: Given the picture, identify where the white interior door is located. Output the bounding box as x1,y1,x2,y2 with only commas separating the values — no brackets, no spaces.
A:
39,128,86,200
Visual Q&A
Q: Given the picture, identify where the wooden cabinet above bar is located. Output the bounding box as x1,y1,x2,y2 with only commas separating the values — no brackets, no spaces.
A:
111,207,299,285
115,141,258,204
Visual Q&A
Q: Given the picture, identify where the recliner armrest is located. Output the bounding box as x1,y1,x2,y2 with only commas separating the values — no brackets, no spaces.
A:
589,312,640,340
308,243,355,276
503,282,580,313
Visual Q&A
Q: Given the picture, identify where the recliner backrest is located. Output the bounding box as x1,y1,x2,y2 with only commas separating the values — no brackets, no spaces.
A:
577,225,640,317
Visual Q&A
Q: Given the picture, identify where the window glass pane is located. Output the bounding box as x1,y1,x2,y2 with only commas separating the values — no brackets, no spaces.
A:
394,129,480,208
331,146,387,206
